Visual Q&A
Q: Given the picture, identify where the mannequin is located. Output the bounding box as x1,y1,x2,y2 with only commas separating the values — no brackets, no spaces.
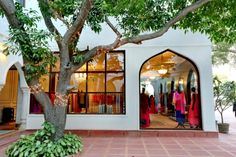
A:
140,88,150,128
188,87,200,128
173,85,186,128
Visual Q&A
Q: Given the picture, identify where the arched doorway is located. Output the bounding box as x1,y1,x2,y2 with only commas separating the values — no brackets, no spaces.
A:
139,49,201,130
0,61,30,131
0,65,19,130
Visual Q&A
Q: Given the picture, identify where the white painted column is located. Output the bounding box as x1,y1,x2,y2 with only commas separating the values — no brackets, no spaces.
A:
19,87,30,129
16,83,23,124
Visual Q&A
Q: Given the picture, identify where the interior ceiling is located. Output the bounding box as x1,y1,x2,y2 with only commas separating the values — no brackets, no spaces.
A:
141,51,186,78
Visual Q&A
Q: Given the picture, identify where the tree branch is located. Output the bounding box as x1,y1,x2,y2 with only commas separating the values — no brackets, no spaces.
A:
37,0,62,48
71,0,210,72
63,0,93,43
29,79,55,121
105,16,122,37
71,37,121,71
0,0,56,121
119,0,211,46
0,0,21,27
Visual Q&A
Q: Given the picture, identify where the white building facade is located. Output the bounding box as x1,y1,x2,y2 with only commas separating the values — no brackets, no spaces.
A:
0,0,217,134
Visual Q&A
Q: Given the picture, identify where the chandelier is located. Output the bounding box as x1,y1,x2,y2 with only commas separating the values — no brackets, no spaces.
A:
157,65,168,75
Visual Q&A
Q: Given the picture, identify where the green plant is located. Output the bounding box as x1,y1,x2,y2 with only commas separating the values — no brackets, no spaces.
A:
6,122,83,157
213,76,236,124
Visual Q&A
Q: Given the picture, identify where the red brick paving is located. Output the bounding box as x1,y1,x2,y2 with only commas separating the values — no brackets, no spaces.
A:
0,122,236,157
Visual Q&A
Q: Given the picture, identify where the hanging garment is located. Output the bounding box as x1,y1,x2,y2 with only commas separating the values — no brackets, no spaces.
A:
140,93,150,128
173,91,186,124
149,96,157,113
160,94,165,113
78,92,86,108
30,94,43,114
188,93,200,128
167,91,175,115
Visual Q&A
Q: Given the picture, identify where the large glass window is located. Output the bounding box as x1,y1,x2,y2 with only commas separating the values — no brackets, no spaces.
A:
30,51,125,114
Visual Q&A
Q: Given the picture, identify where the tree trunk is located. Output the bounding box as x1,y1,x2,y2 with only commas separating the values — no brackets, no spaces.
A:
220,112,224,123
46,106,67,141
30,69,72,141
33,91,68,141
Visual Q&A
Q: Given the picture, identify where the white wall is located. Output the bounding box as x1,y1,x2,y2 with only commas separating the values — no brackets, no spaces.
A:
27,29,216,131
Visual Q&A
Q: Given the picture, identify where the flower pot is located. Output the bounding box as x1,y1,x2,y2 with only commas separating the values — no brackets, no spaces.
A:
218,123,229,134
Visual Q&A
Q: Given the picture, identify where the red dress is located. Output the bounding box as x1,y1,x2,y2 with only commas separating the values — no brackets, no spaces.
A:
149,96,157,113
188,94,200,127
140,93,150,128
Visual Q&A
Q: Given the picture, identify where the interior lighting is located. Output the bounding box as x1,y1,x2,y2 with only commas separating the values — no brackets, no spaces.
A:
157,65,168,75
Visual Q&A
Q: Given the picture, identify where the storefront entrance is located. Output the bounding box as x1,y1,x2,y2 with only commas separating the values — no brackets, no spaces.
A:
0,66,18,130
139,49,202,130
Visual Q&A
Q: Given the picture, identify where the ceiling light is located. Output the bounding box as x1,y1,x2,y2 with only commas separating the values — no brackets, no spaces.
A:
157,65,168,75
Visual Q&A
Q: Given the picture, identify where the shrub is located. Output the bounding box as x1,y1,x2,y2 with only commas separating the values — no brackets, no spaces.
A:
6,122,83,157
213,76,236,124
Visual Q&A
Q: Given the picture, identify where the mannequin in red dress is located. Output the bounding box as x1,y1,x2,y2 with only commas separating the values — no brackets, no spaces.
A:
140,88,150,128
149,95,157,113
188,87,200,128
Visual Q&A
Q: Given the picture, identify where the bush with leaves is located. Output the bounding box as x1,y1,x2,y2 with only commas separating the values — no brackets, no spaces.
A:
6,122,83,157
213,76,236,124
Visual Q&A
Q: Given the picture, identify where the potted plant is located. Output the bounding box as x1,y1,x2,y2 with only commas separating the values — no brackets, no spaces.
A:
213,76,236,133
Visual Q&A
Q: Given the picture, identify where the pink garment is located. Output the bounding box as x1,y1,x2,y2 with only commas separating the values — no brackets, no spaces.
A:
188,94,200,126
173,91,186,114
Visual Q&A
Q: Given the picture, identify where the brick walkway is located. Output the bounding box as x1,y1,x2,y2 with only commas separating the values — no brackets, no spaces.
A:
0,122,236,157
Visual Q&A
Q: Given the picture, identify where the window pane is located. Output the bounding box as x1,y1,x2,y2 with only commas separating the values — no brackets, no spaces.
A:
76,64,87,72
29,94,44,114
106,73,124,92
88,53,105,71
49,73,59,92
88,73,105,92
87,93,105,113
106,93,125,114
70,73,86,92
67,93,86,113
39,75,49,92
107,53,124,71
51,55,60,72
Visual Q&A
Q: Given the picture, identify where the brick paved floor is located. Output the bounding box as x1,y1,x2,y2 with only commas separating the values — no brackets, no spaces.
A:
0,121,235,157
77,133,236,157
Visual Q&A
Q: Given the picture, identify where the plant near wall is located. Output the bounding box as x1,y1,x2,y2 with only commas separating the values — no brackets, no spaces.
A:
213,77,236,133
6,122,83,157
0,0,236,155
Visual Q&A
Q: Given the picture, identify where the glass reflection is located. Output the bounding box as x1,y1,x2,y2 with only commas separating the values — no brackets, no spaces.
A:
76,64,87,72
106,73,124,92
88,73,105,92
107,53,124,71
87,93,105,113
88,53,105,71
39,75,49,92
70,73,86,92
106,93,124,114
